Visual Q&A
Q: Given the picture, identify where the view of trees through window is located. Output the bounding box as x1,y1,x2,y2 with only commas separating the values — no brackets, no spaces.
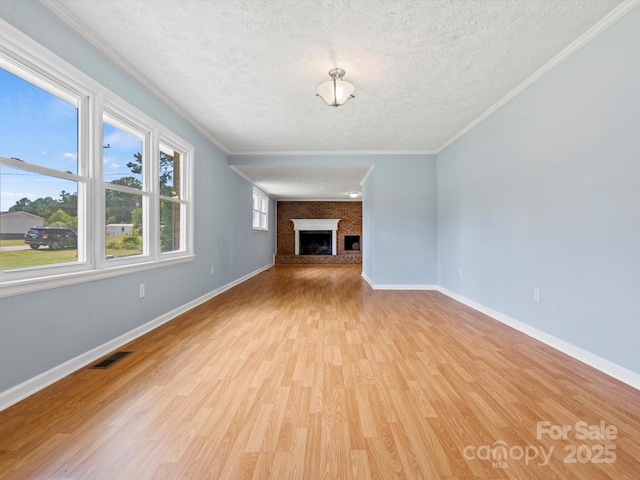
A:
0,66,80,270
2,140,182,266
1,53,190,278
159,145,182,253
7,189,77,229
103,120,144,259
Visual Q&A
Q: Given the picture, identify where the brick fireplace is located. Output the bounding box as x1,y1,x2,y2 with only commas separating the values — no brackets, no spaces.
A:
292,218,340,255
276,201,362,265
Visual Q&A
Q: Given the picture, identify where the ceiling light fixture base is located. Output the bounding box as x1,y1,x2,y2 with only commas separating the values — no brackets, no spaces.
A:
328,67,346,79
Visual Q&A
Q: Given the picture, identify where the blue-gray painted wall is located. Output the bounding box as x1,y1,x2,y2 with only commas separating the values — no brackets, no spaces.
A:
0,1,276,393
437,6,640,373
370,158,436,285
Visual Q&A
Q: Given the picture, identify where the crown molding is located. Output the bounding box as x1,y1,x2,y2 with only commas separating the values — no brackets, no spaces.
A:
276,198,362,202
38,0,231,156
435,0,640,154
37,2,436,158
228,165,255,185
230,149,437,157
38,0,639,158
360,165,375,186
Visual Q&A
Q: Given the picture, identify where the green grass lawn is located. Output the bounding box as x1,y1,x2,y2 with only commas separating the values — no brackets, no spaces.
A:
106,235,143,258
0,239,26,247
0,248,79,270
105,247,143,259
0,243,142,270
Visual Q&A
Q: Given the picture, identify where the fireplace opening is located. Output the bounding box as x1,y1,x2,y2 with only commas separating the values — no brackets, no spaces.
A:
299,230,332,255
344,235,361,251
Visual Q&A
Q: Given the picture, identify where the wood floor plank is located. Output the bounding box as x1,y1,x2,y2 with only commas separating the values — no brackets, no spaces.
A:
0,265,639,479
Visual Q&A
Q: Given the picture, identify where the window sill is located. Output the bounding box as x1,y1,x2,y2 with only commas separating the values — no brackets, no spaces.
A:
252,227,269,232
0,254,195,299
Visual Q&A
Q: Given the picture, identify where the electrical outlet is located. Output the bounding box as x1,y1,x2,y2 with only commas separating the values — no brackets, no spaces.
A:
139,283,145,298
533,286,540,302
210,265,214,276
459,268,463,279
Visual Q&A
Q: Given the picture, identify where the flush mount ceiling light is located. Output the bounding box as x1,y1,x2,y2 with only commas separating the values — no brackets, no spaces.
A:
316,68,355,107
348,192,360,198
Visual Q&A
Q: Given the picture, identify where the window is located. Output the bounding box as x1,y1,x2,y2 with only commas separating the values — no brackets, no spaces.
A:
0,65,83,271
103,115,145,259
252,187,268,231
0,23,194,298
158,142,187,253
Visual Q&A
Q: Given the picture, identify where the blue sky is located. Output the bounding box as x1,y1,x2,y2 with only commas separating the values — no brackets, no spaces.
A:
1,67,141,211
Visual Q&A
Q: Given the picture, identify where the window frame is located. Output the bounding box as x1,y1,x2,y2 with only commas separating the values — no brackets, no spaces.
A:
0,19,194,299
101,109,149,263
158,139,190,255
252,187,269,231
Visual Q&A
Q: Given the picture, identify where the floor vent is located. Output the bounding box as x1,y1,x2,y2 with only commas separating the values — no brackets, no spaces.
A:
90,351,132,369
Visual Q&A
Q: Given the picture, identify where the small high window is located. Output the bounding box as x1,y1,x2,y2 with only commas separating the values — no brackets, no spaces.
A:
252,187,268,231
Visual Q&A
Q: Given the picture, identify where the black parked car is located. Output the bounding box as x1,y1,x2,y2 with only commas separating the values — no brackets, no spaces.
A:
24,226,77,250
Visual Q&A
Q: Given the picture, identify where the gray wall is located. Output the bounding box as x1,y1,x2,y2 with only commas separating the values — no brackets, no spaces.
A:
0,1,275,393
0,212,45,236
437,7,640,373
369,157,437,285
362,168,376,281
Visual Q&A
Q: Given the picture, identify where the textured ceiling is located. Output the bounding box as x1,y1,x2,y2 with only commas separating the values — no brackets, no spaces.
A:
231,165,371,200
47,0,625,198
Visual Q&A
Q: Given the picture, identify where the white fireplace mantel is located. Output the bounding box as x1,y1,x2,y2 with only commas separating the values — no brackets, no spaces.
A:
291,219,340,255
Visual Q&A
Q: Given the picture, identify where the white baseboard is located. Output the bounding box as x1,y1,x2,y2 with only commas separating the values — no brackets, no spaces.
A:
0,262,274,413
437,286,640,391
373,284,437,290
360,273,437,291
361,271,375,288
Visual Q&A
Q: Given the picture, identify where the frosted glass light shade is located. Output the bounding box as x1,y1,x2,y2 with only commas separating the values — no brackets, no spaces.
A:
316,68,355,107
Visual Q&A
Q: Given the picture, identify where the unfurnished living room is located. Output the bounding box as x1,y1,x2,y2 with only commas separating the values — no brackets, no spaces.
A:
0,1,639,479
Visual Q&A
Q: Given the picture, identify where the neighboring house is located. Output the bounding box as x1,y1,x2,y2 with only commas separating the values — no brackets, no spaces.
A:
105,223,133,236
0,211,45,239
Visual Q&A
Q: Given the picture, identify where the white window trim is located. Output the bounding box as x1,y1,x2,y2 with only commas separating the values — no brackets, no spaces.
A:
0,19,194,299
252,186,269,231
158,136,192,255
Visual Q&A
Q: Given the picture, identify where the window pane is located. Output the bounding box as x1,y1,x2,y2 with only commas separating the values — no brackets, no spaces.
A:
160,199,181,253
0,165,78,270
103,120,143,189
159,144,181,199
260,212,267,229
105,189,143,259
252,210,260,228
0,68,78,174
253,192,259,210
260,197,268,213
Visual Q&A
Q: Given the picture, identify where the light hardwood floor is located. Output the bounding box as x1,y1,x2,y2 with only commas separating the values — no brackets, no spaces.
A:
1,266,639,479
